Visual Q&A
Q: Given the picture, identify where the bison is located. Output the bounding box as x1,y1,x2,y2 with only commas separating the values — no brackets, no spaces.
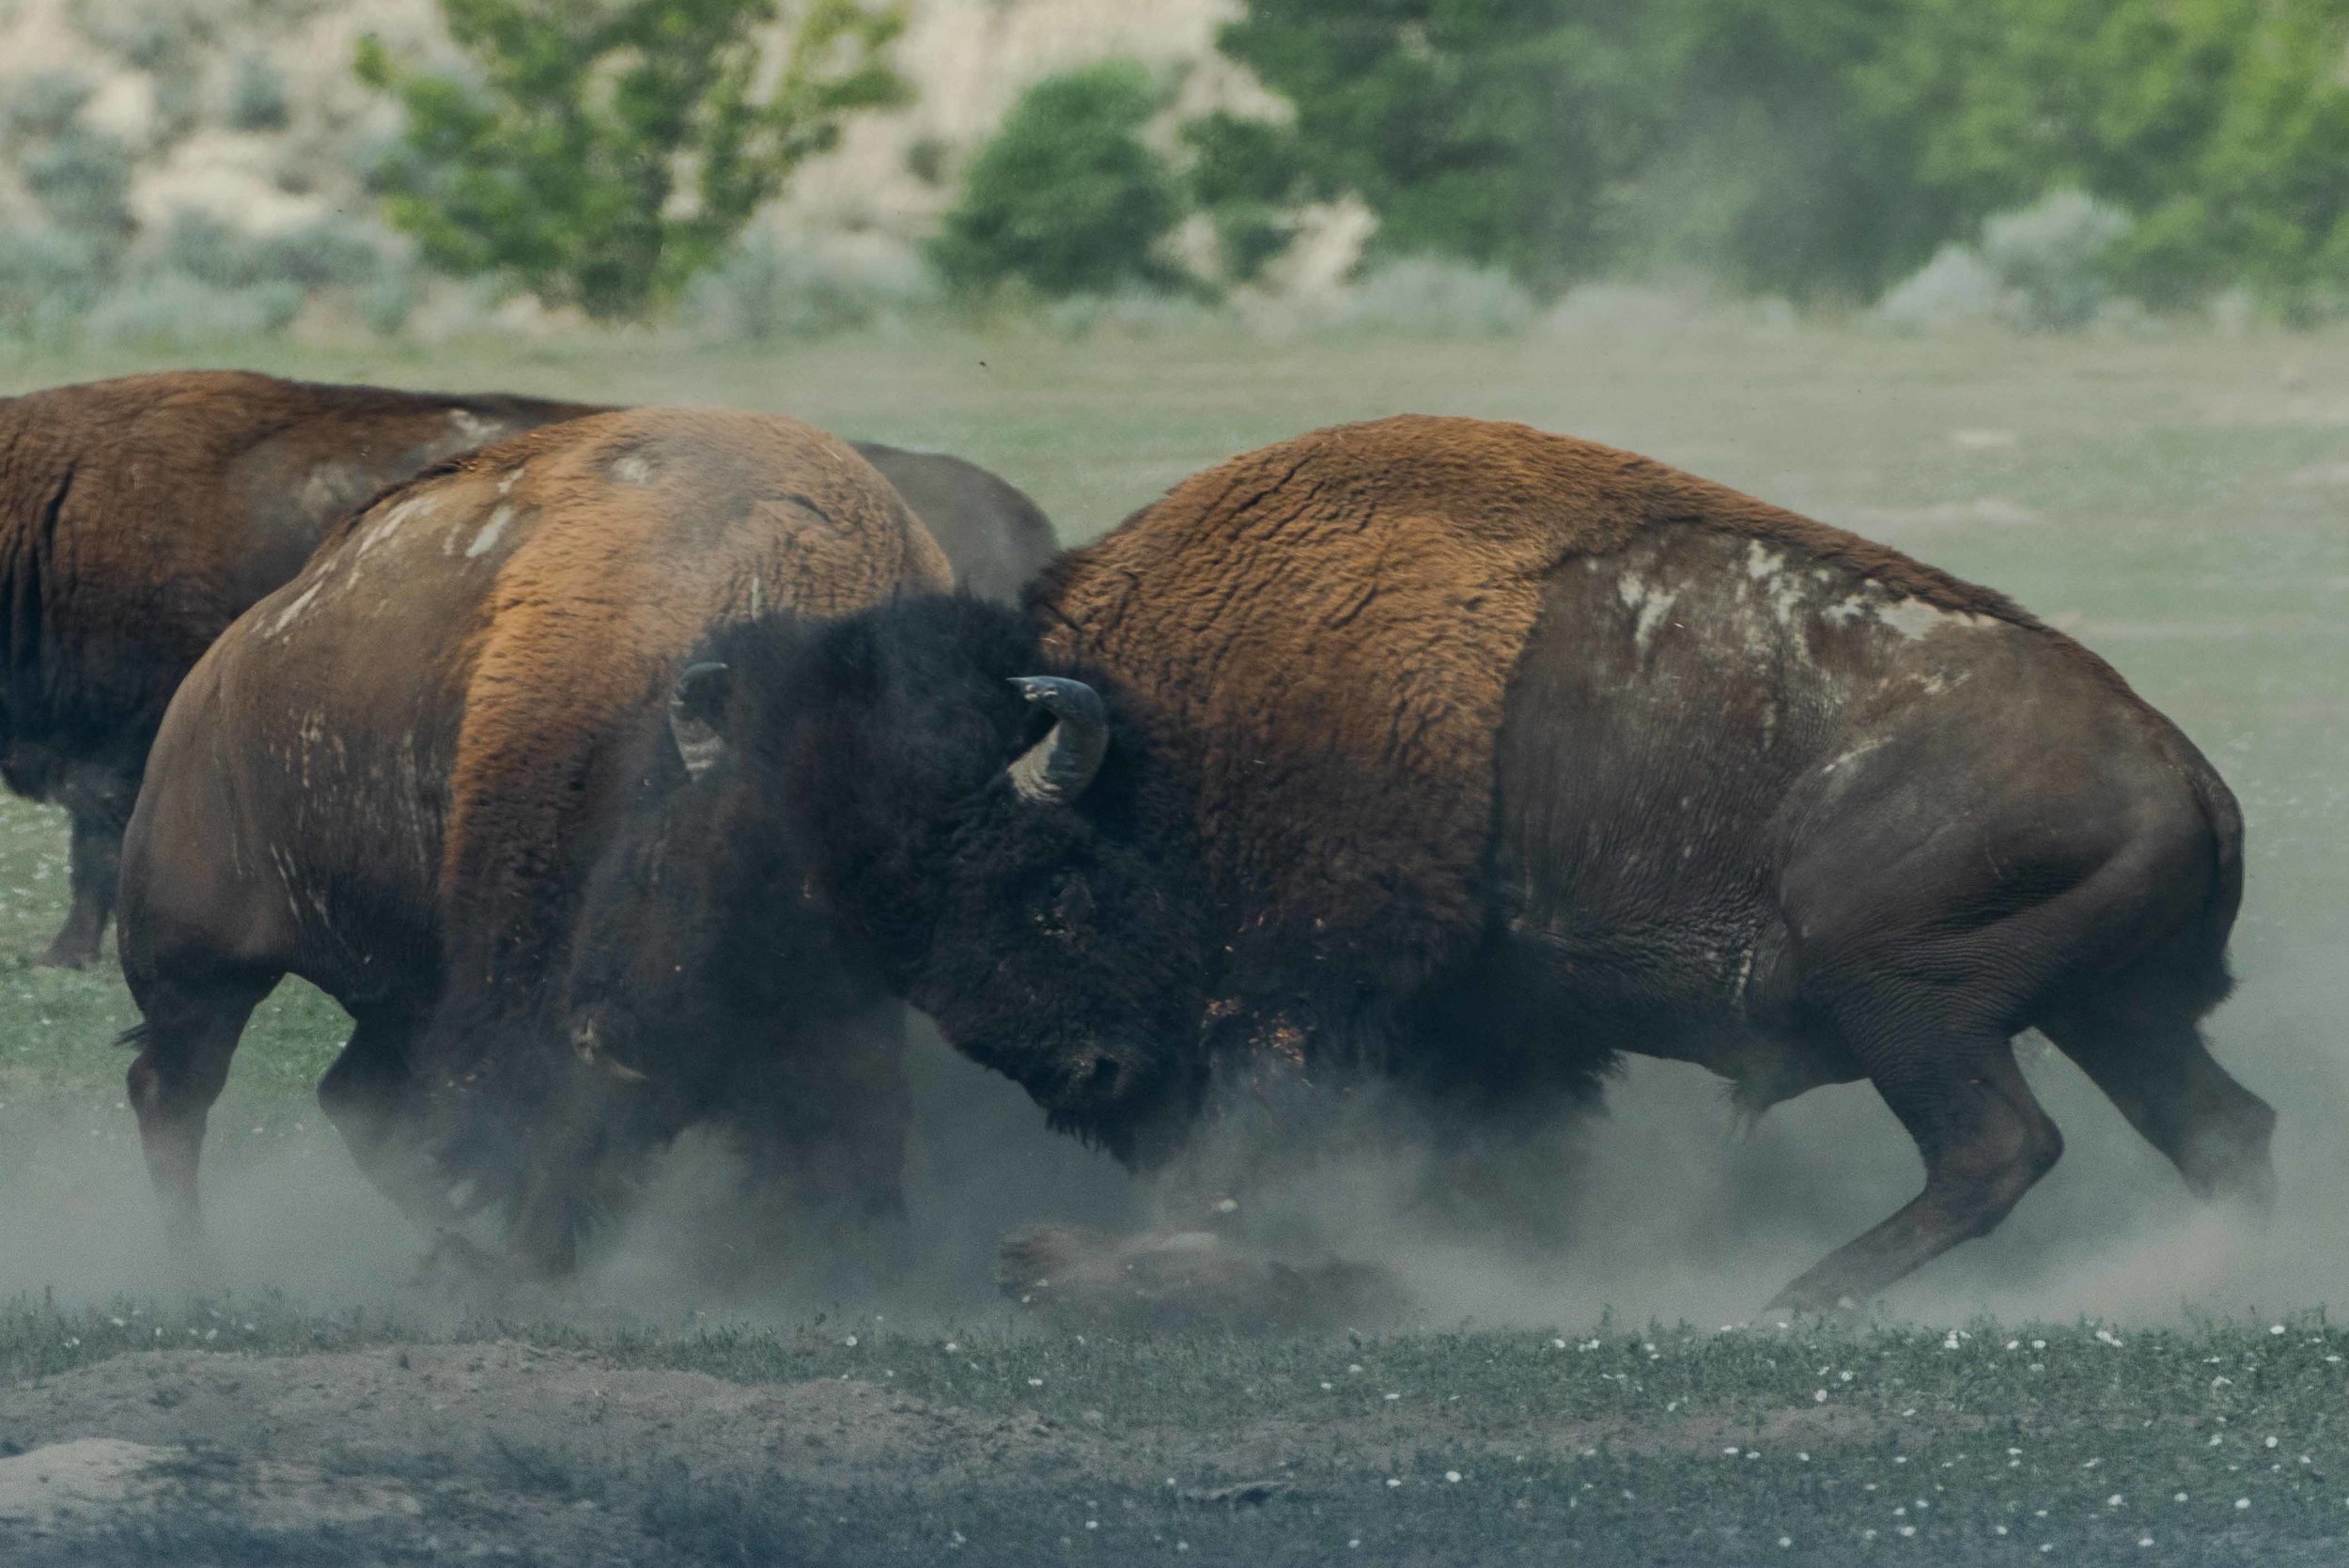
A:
640,413,2271,1311
117,407,951,1279
1,371,1058,970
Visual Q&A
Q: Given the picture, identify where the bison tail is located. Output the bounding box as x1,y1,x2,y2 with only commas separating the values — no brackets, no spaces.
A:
114,1020,151,1051
2170,763,2246,1015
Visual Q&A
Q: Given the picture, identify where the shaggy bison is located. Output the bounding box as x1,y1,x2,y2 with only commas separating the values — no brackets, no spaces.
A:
0,372,598,968
0,371,1057,970
650,414,2269,1310
117,408,950,1277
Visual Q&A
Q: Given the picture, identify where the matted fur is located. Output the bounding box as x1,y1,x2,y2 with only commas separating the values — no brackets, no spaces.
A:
1030,413,2121,1005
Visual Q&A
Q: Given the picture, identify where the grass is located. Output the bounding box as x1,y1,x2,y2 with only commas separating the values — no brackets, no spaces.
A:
1,320,2346,1561
0,1293,2343,1562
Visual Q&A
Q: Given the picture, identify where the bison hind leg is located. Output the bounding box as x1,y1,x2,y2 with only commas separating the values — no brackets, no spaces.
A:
2039,994,2276,1214
124,967,276,1270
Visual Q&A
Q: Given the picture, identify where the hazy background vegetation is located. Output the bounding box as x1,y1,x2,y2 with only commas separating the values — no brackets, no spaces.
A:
8,0,2349,351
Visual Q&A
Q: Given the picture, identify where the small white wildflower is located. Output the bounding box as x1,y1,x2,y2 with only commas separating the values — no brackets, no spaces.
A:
1814,1389,1828,1404
1899,1526,1916,1538
1445,1471,1462,1483
2270,1325,2286,1336
2172,1492,2186,1502
2235,1498,2250,1510
1027,1377,1044,1387
2266,1436,2279,1449
844,1335,858,1347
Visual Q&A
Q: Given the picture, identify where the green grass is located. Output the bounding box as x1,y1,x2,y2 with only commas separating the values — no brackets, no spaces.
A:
1,321,2346,1562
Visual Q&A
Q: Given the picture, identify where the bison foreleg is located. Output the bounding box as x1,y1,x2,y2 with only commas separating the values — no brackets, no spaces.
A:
318,1016,515,1267
1768,1028,2061,1313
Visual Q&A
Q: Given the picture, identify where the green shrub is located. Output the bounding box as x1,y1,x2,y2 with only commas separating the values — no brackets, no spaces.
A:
21,127,134,240
682,229,929,341
0,225,112,340
81,273,305,348
355,0,908,322
1179,111,1307,284
927,61,1190,299
226,54,291,132
1,72,95,144
1210,0,1659,296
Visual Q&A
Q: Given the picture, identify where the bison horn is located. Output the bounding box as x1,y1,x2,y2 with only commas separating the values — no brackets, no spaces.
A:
669,660,732,781
1006,676,1108,804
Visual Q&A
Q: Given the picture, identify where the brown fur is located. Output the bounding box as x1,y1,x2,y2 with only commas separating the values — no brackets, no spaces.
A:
0,370,598,767
1031,413,2123,1000
0,370,599,965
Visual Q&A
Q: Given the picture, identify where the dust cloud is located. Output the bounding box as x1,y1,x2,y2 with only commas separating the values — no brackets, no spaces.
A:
0,955,2341,1333
0,938,2336,1337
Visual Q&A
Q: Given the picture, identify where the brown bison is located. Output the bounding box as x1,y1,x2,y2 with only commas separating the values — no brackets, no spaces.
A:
0,371,1058,970
0,372,598,969
609,413,2272,1311
117,408,951,1278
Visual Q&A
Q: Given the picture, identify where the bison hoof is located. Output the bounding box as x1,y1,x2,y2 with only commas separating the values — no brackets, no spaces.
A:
37,939,100,970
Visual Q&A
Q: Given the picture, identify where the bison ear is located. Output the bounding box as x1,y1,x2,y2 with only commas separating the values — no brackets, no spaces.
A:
669,661,732,781
1005,675,1108,804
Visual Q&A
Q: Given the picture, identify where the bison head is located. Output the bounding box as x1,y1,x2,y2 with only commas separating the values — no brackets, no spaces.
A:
680,597,1215,1167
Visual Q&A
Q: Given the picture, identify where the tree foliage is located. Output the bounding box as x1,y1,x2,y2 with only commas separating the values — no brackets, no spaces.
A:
926,61,1189,299
356,0,907,321
1210,0,2349,311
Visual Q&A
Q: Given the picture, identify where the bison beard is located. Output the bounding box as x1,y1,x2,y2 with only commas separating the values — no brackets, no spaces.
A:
772,414,2277,1312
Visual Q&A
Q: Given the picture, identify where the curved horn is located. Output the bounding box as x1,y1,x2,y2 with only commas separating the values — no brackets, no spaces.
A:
1005,675,1108,804
669,660,732,781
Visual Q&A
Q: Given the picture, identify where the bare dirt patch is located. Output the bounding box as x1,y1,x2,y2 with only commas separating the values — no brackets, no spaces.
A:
0,1342,1108,1562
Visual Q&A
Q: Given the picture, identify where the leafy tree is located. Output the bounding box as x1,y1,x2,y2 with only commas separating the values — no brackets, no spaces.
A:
356,0,908,321
1211,0,1661,295
1210,0,2349,310
926,61,1190,299
1180,111,1308,283
1857,0,2349,312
